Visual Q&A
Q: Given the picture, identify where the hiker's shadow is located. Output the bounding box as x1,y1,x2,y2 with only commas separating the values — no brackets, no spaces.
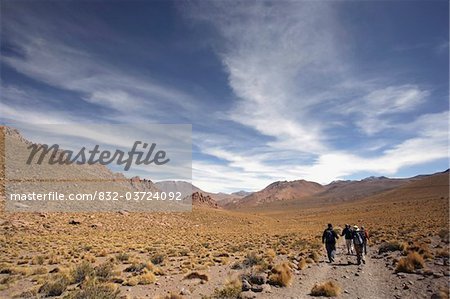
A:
333,262,354,267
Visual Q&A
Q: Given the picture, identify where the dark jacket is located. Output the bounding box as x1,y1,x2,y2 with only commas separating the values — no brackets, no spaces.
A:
322,228,339,244
341,227,353,239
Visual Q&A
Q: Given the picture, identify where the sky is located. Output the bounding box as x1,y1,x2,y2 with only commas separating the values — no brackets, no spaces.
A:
1,0,448,193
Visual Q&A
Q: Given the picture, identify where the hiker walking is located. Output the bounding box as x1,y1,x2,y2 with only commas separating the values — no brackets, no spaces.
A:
352,225,366,265
341,224,354,254
322,223,339,263
361,226,369,255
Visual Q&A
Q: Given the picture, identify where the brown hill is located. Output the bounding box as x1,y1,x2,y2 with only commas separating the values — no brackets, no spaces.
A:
245,170,449,212
359,170,449,204
228,179,324,208
311,176,416,203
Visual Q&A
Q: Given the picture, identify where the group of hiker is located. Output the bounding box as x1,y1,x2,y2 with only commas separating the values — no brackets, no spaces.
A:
322,223,370,265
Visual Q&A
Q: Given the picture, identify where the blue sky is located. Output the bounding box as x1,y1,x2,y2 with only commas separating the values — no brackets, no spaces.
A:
1,0,448,193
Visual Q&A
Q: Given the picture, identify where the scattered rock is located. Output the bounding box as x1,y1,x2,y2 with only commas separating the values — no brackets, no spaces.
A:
251,285,263,293
69,219,81,225
433,272,443,278
180,288,191,295
249,273,267,285
261,284,271,292
242,279,251,291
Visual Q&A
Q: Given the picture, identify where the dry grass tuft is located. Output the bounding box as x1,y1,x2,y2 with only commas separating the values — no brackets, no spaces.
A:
311,281,341,297
395,251,425,273
71,261,95,283
137,271,157,285
67,279,119,299
268,262,292,287
212,277,242,299
378,241,406,254
298,258,308,270
38,274,70,297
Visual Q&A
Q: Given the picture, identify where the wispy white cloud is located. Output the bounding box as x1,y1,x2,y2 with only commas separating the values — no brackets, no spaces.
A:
186,1,448,190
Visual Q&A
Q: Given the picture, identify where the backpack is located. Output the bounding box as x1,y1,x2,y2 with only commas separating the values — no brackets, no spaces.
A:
324,229,335,243
353,231,364,245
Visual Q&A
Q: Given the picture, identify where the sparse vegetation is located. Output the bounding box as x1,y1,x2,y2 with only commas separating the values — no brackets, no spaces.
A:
378,241,406,254
212,277,242,299
66,280,119,299
311,281,341,297
268,262,292,287
38,275,70,297
395,252,425,273
71,261,95,283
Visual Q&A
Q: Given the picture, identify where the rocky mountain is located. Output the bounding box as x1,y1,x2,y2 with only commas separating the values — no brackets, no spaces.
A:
190,192,219,209
228,179,324,208
2,126,164,211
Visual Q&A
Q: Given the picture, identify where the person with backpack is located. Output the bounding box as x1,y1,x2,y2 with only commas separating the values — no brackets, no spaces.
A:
361,226,370,255
322,223,339,263
341,224,354,255
352,225,366,265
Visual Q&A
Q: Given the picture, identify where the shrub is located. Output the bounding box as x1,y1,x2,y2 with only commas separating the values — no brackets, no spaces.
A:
298,258,307,270
151,254,165,265
309,251,320,263
395,252,425,273
38,275,70,297
71,261,95,283
115,252,130,262
268,262,292,287
265,248,276,263
378,241,406,254
243,252,263,267
32,255,45,266
95,262,115,280
67,280,119,299
137,271,156,285
311,281,341,297
124,262,147,273
212,277,241,299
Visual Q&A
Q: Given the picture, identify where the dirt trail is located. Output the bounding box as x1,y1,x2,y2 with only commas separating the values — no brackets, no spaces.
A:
261,243,395,299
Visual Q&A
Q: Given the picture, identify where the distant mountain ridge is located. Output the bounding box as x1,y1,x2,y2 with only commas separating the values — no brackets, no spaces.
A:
228,179,324,208
224,171,448,209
